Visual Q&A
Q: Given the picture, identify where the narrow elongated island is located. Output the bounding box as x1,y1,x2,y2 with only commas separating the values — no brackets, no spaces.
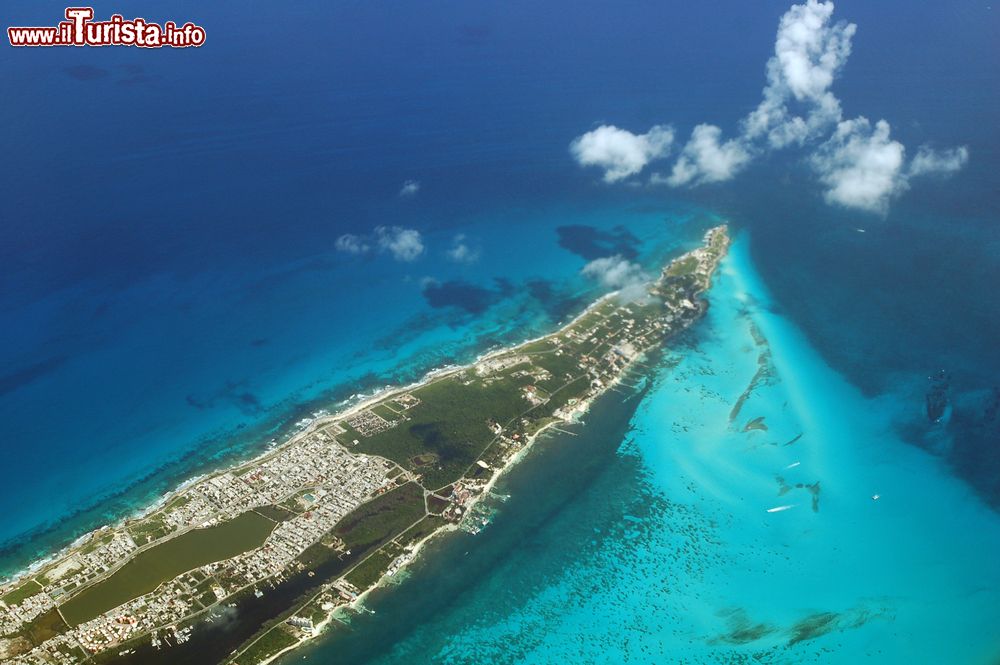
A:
0,226,729,665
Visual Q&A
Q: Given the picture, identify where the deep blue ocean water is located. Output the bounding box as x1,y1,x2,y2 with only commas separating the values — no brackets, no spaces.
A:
2,0,998,661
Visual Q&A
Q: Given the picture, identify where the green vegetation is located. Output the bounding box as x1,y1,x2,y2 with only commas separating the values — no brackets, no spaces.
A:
18,607,68,645
345,550,393,590
355,377,529,489
232,625,299,665
78,531,114,556
371,404,401,421
302,598,330,625
296,541,342,569
426,493,450,514
335,482,426,552
399,515,447,546
543,376,589,412
666,255,699,276
127,515,172,544
2,578,42,606
60,512,277,626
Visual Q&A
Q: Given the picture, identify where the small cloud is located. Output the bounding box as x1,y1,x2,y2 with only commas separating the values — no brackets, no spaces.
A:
581,254,651,302
908,145,969,178
810,117,906,215
446,234,481,264
570,124,674,183
658,124,750,187
376,226,425,261
399,180,421,197
335,233,370,255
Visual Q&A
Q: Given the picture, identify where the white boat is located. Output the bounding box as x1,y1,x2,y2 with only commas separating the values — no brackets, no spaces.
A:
766,505,795,513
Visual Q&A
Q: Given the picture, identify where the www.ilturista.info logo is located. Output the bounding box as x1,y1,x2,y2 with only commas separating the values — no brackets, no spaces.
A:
8,7,205,48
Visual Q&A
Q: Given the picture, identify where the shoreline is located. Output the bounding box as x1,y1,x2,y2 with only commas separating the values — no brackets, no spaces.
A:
242,250,723,665
0,291,622,591
251,348,617,665
2,226,727,665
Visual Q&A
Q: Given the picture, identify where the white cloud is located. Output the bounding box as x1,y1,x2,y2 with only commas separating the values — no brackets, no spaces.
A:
376,226,425,261
447,234,481,263
811,121,970,215
335,234,370,255
571,0,967,214
399,180,420,197
581,255,651,302
569,124,674,183
773,1,854,102
908,145,969,178
743,0,854,148
659,124,751,187
811,117,907,214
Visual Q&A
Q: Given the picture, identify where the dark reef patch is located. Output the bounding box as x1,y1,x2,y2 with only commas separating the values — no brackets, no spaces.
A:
0,355,69,397
713,606,883,649
371,312,444,352
63,65,109,81
773,477,821,511
787,611,839,645
421,278,513,315
185,380,263,416
712,608,778,645
526,279,589,324
783,432,803,446
457,23,491,45
947,385,1000,508
117,65,158,87
556,224,640,260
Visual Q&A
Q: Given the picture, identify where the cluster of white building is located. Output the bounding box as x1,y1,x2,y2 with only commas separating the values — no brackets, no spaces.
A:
0,426,403,662
475,354,530,376
345,409,397,437
226,455,395,584
0,589,54,637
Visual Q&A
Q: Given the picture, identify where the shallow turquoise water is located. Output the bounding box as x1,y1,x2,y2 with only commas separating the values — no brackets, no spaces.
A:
294,234,1000,664
0,200,714,579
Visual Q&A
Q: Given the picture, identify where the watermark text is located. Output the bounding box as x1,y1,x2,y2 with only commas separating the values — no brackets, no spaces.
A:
8,7,205,48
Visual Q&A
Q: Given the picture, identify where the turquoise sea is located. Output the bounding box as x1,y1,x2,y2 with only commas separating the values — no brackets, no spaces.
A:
291,235,1000,664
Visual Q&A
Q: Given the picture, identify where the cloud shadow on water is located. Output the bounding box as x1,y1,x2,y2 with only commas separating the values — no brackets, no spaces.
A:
556,224,641,260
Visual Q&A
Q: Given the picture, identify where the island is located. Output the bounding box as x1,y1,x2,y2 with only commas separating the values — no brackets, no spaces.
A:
0,226,729,665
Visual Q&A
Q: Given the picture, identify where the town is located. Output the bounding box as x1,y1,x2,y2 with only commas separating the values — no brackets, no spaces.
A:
0,226,728,665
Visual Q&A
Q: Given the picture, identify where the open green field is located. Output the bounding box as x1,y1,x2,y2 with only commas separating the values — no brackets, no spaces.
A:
232,625,299,665
355,375,530,489
20,607,69,645
60,511,276,626
2,578,43,606
345,550,394,590
335,482,426,552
